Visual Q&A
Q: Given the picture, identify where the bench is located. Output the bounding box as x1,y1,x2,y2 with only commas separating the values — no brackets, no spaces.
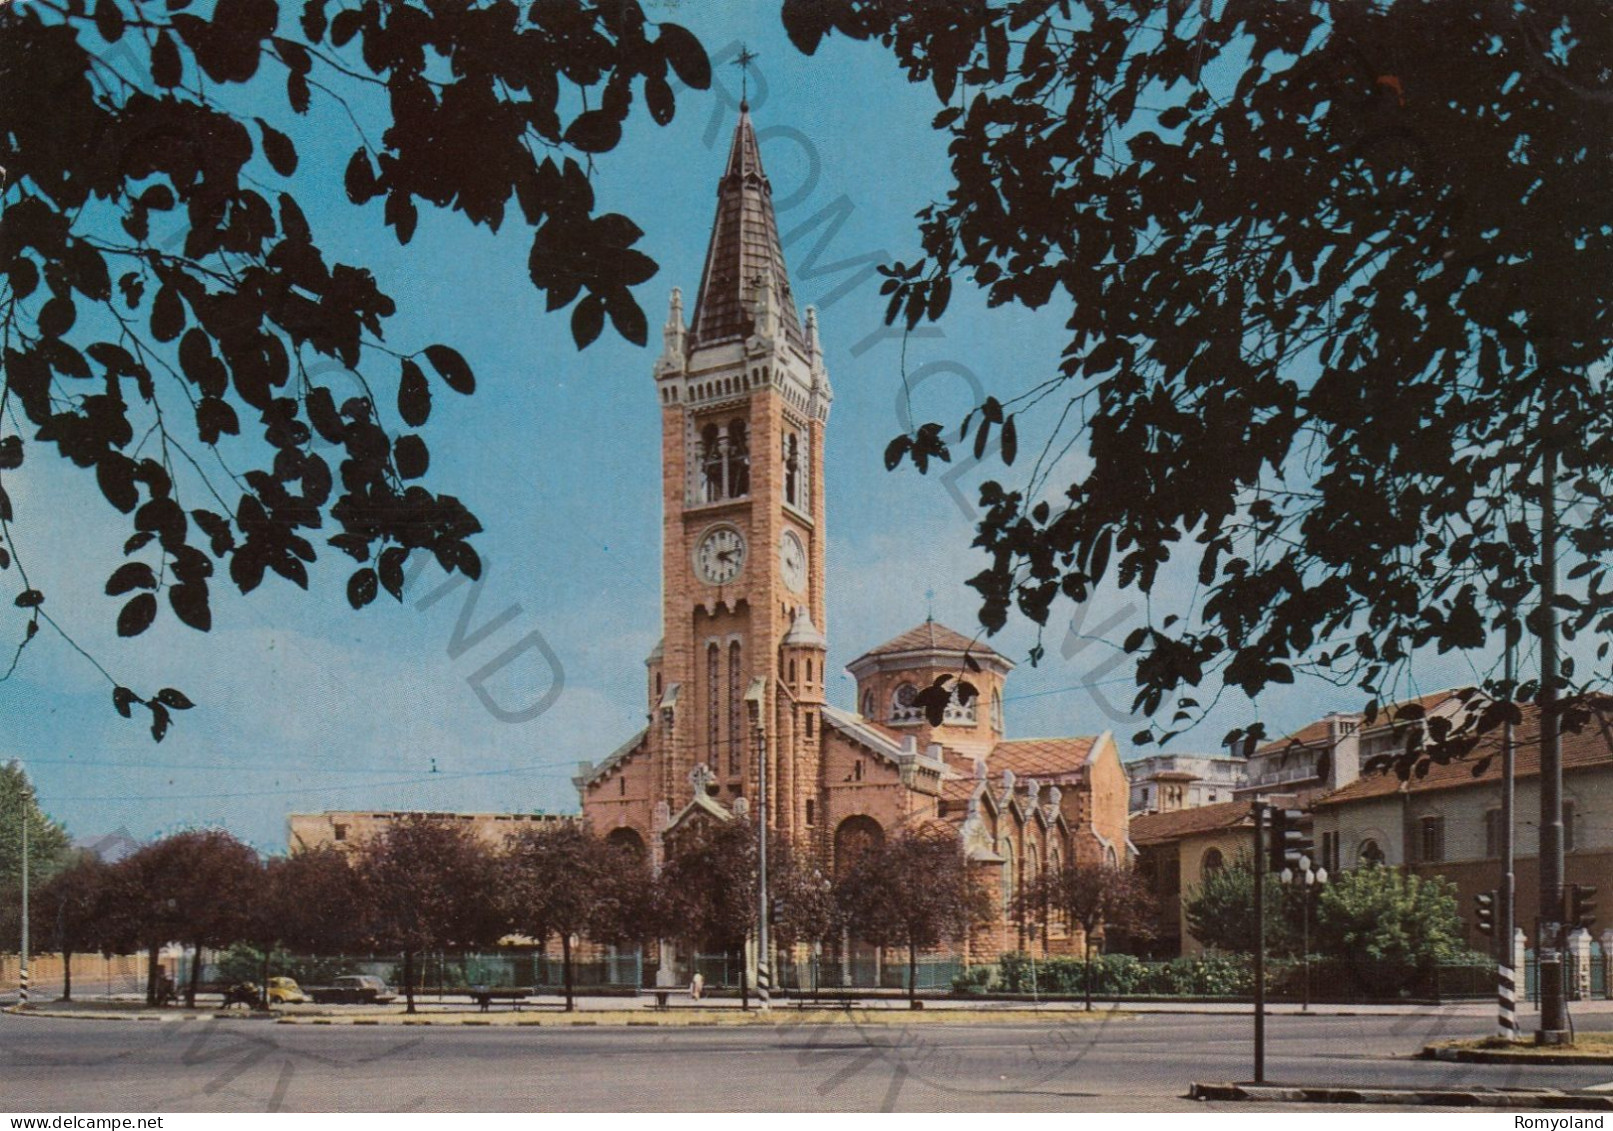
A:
464,987,536,1012
638,987,697,1010
790,997,864,1011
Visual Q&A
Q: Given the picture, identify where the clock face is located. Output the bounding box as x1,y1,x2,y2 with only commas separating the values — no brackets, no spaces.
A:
779,530,807,594
694,526,746,585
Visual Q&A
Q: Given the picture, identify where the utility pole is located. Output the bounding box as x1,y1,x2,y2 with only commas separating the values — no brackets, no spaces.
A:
1499,644,1518,1038
19,788,28,1010
1251,800,1266,1084
746,678,770,1012
1538,442,1568,1045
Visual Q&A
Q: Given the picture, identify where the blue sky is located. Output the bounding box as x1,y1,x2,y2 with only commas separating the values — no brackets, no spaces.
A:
5,1,1491,852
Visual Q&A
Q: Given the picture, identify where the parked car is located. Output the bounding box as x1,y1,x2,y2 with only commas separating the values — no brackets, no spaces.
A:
307,975,398,1005
266,977,308,1005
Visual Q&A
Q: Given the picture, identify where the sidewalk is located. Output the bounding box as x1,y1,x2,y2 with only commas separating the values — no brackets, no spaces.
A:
0,989,1560,1019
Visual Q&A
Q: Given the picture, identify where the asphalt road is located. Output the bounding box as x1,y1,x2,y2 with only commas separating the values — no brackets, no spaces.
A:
6,1009,1613,1112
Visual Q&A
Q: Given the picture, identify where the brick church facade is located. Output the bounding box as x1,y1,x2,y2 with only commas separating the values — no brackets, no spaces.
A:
574,103,1131,969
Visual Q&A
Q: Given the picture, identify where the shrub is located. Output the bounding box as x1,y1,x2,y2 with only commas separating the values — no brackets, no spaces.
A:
951,965,995,994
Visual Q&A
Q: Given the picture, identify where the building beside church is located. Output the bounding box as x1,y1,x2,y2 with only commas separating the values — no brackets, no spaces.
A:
571,102,1131,973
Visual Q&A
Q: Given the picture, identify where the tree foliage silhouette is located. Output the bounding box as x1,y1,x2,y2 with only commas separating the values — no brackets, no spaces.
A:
0,0,709,736
785,0,1613,774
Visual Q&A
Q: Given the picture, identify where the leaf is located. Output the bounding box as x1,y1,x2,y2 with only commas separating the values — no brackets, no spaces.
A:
606,292,648,346
14,589,43,609
659,23,711,89
422,345,475,394
393,434,429,479
106,562,157,596
152,30,182,87
94,0,126,42
117,592,158,636
379,546,408,600
571,295,606,349
645,75,675,126
0,436,21,471
151,285,185,341
257,119,298,176
884,434,912,470
348,567,378,609
397,359,431,427
1001,414,1018,465
169,581,211,631
149,701,171,742
156,687,195,710
112,686,138,719
564,110,623,154
344,149,379,204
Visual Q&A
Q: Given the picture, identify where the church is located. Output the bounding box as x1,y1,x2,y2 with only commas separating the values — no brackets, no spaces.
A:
572,102,1132,969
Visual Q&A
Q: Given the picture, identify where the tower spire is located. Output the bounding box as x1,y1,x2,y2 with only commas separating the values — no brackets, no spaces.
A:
686,103,803,353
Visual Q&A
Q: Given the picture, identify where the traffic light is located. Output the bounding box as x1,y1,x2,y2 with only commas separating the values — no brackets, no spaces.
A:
1570,884,1598,930
1268,808,1309,874
1474,890,1495,936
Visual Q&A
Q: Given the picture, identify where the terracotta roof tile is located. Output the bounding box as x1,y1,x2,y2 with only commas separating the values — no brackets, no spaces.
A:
1315,698,1613,807
989,738,1095,780
1255,689,1464,754
851,620,1009,666
1129,800,1254,846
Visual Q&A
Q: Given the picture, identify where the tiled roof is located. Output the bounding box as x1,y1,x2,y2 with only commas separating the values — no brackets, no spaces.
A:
989,737,1095,780
1255,690,1463,755
1129,800,1254,846
687,106,803,352
1315,698,1613,807
850,620,1009,666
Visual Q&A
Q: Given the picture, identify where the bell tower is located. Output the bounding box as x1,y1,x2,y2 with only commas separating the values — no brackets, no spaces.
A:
643,103,832,842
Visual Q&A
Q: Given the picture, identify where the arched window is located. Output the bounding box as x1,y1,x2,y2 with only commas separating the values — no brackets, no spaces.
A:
605,826,646,858
805,799,816,827
783,430,800,507
706,643,720,766
727,641,743,777
861,689,874,718
891,681,921,723
1201,848,1224,875
618,776,626,797
727,419,749,497
701,423,723,503
1000,837,1016,911
805,657,813,683
834,815,884,877
1358,839,1385,867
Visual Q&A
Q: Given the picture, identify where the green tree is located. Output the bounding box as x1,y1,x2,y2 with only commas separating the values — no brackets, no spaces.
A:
652,818,760,1006
1040,861,1158,1010
784,0,1613,776
0,0,710,735
1313,865,1465,970
34,850,111,1001
835,826,991,1009
1183,857,1298,958
0,760,72,946
500,822,647,1011
357,816,501,1014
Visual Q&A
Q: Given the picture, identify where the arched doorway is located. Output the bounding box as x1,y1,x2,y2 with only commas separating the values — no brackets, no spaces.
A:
833,816,885,986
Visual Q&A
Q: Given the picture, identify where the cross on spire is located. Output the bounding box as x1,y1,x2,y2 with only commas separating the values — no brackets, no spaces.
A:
734,44,758,108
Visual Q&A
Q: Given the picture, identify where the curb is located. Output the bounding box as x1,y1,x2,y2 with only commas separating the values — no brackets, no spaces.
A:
1422,1045,1613,1066
1191,1082,1613,1109
6,1005,1133,1028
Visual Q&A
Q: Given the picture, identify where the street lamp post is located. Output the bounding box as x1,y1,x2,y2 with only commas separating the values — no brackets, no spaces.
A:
1281,856,1327,1013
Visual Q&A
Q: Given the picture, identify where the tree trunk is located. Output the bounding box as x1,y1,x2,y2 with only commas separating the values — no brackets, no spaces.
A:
187,940,202,1008
1084,937,1094,1013
61,948,72,1002
740,951,749,1011
403,949,416,1014
146,943,160,1006
908,941,918,1010
260,950,271,1010
562,933,574,1013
